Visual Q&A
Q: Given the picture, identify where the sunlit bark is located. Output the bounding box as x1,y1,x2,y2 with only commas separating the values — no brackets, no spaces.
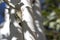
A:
20,0,38,40
2,0,46,40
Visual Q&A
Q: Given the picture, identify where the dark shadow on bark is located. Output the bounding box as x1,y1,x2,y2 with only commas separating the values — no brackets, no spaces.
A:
7,13,23,40
32,2,46,40
21,21,37,40
7,22,23,40
25,6,46,40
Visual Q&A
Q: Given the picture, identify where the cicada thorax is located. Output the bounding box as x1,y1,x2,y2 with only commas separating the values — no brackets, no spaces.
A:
15,10,22,23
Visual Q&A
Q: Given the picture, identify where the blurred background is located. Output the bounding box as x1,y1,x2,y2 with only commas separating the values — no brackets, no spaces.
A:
41,0,60,40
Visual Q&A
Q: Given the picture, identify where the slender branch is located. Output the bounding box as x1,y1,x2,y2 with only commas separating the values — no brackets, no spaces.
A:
3,0,15,9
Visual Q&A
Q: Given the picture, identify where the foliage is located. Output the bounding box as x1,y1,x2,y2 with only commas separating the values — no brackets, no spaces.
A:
42,0,60,17
42,0,60,40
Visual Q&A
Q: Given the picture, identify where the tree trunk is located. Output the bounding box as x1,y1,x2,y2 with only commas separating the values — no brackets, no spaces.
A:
3,0,46,40
21,0,46,40
32,0,46,40
20,0,37,40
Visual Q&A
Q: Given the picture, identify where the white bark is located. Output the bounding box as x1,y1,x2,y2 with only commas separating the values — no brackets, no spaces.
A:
1,0,46,40
32,0,46,40
20,0,46,40
21,0,36,40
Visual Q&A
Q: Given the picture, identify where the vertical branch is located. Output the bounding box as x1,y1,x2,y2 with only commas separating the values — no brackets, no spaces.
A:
21,0,37,40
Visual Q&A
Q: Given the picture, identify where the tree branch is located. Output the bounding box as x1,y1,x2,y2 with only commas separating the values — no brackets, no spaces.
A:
3,0,15,9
